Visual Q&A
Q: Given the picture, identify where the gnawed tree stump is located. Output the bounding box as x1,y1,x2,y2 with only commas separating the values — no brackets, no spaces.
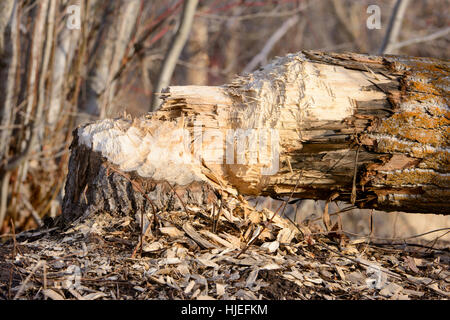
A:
62,51,449,224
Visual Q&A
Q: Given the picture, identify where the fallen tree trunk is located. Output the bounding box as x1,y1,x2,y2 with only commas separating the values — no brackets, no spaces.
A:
62,51,449,224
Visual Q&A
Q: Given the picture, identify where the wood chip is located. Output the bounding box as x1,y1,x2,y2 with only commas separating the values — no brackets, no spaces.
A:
379,282,403,297
42,289,65,300
142,241,164,252
245,268,259,288
159,227,185,238
261,241,279,253
184,280,196,294
183,222,216,249
216,283,226,296
199,230,235,248
196,257,219,268
197,295,215,300
83,292,107,300
405,256,420,273
335,266,346,281
2,193,447,301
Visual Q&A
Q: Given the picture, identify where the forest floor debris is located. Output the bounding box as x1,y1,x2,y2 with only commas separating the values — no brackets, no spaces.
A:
0,197,448,300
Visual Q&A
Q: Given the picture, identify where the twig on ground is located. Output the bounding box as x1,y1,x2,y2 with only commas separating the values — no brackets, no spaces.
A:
13,260,46,300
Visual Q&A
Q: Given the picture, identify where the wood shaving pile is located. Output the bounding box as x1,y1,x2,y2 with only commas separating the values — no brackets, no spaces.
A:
0,197,448,300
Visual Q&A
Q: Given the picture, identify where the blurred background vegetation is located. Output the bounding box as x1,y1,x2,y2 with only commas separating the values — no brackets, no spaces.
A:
0,0,448,243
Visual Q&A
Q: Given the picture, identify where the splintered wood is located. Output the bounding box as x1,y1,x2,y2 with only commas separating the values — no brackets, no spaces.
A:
66,50,449,220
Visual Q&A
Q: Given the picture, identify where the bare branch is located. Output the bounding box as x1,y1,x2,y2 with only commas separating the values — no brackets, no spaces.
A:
243,15,301,74
388,27,450,51
379,0,411,54
150,0,199,112
196,4,308,21
331,0,361,50
82,0,141,120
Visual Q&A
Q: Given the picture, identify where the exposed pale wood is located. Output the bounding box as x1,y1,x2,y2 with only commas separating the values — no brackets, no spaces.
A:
63,51,449,224
182,222,217,249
